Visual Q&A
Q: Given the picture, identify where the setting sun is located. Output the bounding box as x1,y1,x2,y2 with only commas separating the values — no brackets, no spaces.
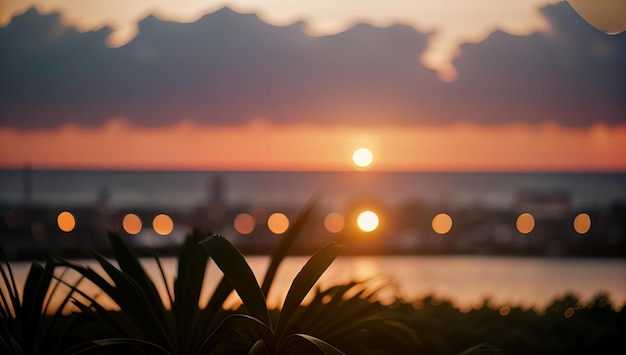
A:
352,148,373,168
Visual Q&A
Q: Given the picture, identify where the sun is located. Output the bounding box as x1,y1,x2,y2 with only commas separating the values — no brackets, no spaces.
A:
352,148,373,168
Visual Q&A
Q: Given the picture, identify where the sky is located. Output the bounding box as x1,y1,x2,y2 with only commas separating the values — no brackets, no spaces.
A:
0,0,625,172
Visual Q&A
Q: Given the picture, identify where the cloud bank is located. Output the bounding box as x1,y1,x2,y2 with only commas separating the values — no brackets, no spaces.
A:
0,0,561,81
0,2,624,130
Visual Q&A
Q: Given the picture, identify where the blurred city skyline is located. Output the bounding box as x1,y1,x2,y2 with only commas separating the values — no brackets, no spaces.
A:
1,169,624,259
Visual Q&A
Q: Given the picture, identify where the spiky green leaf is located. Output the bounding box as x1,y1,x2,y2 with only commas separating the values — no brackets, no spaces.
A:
261,196,318,297
275,242,343,338
199,235,271,328
172,229,210,353
107,233,168,322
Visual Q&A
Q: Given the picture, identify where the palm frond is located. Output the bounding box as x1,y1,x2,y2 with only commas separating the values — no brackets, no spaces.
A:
199,234,271,328
261,195,319,296
275,242,343,338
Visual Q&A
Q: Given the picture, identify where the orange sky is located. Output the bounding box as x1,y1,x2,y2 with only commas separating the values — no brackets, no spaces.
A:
1,119,624,171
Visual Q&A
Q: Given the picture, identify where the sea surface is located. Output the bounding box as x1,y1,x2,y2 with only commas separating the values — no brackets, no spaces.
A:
6,255,626,311
1,170,625,211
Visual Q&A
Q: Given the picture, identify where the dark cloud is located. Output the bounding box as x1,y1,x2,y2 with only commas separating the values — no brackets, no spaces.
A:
0,3,624,129
449,3,626,126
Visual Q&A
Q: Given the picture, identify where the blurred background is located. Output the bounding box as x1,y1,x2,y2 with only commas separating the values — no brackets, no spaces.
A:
1,0,625,309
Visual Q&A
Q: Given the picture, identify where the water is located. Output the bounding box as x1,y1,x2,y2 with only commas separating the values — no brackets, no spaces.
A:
6,255,626,311
1,170,625,211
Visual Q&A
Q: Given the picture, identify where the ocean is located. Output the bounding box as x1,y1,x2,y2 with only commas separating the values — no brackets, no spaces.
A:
1,170,625,211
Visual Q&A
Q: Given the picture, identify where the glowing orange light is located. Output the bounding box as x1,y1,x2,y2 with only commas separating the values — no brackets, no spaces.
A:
357,210,379,232
324,212,345,233
564,306,575,319
57,211,76,232
499,306,511,316
153,214,174,236
234,213,255,235
352,148,373,168
432,213,453,235
516,213,535,234
122,213,142,235
573,213,591,234
268,212,289,234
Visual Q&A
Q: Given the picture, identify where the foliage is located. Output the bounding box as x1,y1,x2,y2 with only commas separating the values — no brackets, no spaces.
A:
50,229,215,354
396,292,625,355
197,234,347,354
283,280,423,354
0,246,80,354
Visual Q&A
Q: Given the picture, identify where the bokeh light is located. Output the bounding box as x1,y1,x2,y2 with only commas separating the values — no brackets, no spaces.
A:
432,213,453,235
152,214,174,236
122,213,142,235
57,211,76,232
357,210,379,232
234,213,255,235
352,148,373,168
324,212,345,233
516,213,535,234
499,306,511,316
268,212,289,234
573,213,591,234
564,306,575,319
